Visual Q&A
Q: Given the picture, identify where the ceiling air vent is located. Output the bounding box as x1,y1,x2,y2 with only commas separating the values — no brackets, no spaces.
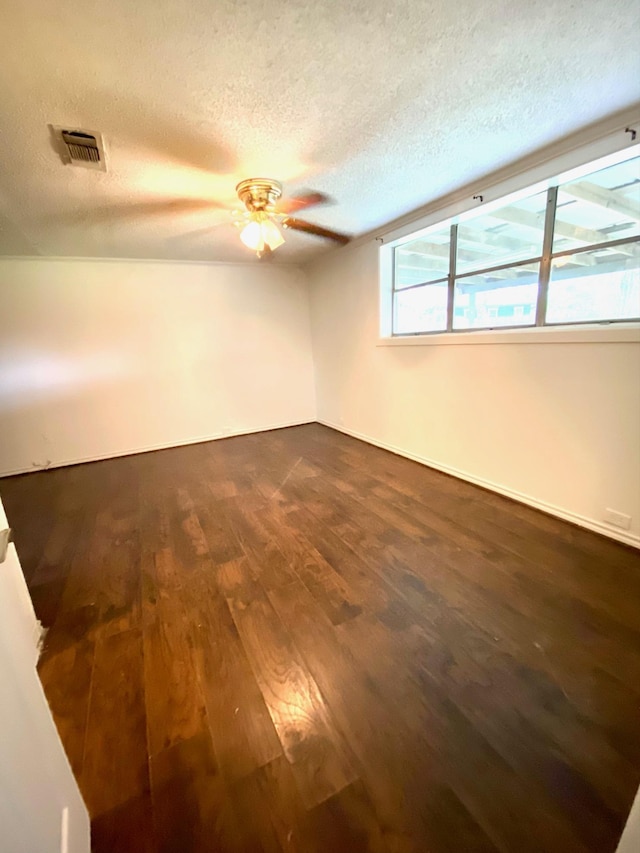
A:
62,131,99,163
52,126,107,171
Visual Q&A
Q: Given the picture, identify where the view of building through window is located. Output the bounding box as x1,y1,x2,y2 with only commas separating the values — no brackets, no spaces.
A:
391,152,640,335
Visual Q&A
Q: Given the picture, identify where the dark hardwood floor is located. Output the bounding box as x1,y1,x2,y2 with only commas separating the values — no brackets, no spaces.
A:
2,423,639,852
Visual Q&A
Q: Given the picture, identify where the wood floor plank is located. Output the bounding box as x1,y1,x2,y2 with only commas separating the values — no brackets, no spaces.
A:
217,557,358,808
82,627,149,818
37,638,94,780
299,779,392,853
150,731,256,853
186,568,283,782
143,589,207,757
169,488,213,570
29,577,67,628
292,467,640,704
229,755,306,853
90,791,156,853
52,510,111,642
269,578,500,853
338,613,591,853
196,496,245,566
29,513,79,588
96,524,142,636
276,485,409,618
296,476,634,816
217,494,300,590
1,422,638,853
307,427,640,617
255,498,363,625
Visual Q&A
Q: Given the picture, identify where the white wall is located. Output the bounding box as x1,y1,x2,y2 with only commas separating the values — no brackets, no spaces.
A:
0,497,90,853
618,786,640,852
307,240,640,547
0,258,315,475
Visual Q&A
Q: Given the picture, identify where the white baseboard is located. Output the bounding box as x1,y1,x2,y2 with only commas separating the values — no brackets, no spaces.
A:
5,417,638,550
0,419,315,478
318,419,640,550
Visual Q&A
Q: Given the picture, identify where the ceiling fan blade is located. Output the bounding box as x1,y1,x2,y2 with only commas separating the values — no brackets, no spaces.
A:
276,192,330,215
100,198,226,220
283,217,350,244
165,223,225,244
50,198,226,226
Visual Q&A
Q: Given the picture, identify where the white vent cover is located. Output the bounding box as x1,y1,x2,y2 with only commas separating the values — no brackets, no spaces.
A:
62,131,99,162
52,126,107,171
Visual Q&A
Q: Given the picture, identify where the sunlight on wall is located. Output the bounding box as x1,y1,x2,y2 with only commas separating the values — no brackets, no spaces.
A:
0,349,127,404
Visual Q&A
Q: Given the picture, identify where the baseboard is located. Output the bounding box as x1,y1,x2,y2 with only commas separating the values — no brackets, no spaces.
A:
0,419,315,478
318,419,640,550
6,417,638,550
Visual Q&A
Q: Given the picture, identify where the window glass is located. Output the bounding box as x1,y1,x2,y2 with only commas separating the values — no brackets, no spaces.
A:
456,191,547,275
394,282,448,334
553,157,640,253
394,227,450,289
453,263,539,330
386,150,640,337
546,247,640,324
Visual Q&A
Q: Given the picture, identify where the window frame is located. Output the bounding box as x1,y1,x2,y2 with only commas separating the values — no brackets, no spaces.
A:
387,150,640,338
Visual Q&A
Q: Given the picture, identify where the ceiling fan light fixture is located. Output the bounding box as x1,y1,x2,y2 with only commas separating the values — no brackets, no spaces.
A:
234,176,347,257
239,213,285,255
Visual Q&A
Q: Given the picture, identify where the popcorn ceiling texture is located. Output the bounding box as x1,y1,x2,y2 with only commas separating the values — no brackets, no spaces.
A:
0,0,638,263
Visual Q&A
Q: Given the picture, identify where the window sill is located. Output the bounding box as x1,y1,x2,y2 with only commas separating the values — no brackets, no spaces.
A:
377,323,640,346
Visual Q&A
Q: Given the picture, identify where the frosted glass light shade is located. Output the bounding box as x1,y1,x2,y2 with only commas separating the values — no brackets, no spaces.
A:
239,220,263,251
262,217,285,250
240,216,285,253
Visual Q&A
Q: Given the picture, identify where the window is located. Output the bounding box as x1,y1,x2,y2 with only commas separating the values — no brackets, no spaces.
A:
388,151,640,335
547,157,640,325
393,225,450,333
456,190,547,276
395,281,448,334
394,225,450,289
453,263,540,330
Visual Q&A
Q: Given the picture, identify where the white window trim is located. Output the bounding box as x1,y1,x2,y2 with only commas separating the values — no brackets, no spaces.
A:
378,127,640,344
377,323,640,347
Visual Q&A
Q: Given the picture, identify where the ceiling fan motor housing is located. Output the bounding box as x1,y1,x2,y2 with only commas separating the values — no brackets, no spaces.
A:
236,178,282,212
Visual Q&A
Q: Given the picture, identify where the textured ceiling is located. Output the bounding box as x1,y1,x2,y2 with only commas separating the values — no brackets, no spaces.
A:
0,0,639,264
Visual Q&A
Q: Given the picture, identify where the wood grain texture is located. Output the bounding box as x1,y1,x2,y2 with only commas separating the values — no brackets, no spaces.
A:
217,557,358,808
81,627,149,817
1,423,639,852
187,568,283,782
90,792,156,853
37,637,94,780
143,590,207,756
150,732,256,853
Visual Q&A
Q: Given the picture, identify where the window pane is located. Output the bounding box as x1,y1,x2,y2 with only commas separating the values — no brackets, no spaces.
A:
554,157,640,253
546,244,640,324
394,282,448,334
394,228,450,288
456,191,547,275
453,263,539,330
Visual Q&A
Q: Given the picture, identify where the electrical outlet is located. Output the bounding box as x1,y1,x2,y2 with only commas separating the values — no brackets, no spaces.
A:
603,508,631,530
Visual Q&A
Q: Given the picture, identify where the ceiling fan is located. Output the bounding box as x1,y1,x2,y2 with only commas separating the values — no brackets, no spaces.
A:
233,178,350,258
